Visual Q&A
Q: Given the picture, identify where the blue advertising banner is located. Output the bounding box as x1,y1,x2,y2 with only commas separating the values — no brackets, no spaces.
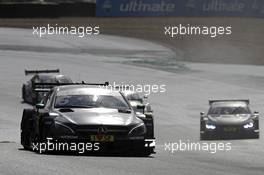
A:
96,0,264,17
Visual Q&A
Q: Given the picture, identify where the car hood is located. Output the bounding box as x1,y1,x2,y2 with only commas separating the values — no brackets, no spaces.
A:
55,108,136,126
208,114,252,125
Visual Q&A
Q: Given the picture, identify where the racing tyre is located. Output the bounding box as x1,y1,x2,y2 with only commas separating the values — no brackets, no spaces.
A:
22,85,26,102
251,133,259,139
252,119,260,139
21,109,34,150
200,121,207,140
200,132,212,140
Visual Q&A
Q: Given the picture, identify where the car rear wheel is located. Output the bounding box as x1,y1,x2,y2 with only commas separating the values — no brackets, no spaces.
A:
251,119,260,139
250,131,259,139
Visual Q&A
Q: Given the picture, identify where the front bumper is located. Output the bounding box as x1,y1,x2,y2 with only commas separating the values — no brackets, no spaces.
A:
43,137,155,154
42,122,155,154
201,125,259,139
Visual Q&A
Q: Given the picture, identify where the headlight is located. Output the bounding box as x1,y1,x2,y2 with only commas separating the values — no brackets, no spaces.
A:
206,123,216,130
49,112,59,117
55,121,74,135
243,122,254,129
129,123,146,136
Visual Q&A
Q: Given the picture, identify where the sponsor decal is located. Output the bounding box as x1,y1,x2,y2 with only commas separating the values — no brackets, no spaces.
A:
96,0,264,17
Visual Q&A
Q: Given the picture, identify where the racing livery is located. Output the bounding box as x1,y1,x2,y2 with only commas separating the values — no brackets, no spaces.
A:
200,100,259,140
20,82,155,156
22,69,72,104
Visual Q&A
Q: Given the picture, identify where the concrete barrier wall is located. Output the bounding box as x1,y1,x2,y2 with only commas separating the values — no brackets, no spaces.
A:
0,3,58,18
0,2,95,18
2,1,263,18
59,2,95,17
96,0,264,17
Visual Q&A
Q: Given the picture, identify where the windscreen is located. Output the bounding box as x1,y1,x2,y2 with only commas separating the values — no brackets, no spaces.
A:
208,106,251,115
55,95,129,110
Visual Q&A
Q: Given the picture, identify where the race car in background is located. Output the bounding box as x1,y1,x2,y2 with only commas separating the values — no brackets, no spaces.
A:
122,90,154,140
122,90,153,118
22,69,73,104
20,82,155,156
200,100,259,140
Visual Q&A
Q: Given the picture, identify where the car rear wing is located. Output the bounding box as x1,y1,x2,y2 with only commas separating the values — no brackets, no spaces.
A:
209,100,250,105
25,69,60,75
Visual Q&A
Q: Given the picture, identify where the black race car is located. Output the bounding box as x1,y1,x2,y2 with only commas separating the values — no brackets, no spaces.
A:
200,100,260,140
22,69,73,104
20,82,155,156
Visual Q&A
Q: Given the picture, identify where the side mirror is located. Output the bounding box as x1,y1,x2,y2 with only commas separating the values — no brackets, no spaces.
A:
200,112,205,116
144,112,153,119
143,95,148,99
36,103,45,109
254,111,259,114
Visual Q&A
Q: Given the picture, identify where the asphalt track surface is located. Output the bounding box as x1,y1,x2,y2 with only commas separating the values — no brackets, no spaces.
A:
0,28,264,175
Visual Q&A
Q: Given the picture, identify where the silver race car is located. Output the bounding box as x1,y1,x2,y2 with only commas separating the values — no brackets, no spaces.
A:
21,82,155,156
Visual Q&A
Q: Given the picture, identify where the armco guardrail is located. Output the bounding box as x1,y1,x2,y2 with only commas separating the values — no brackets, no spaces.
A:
0,2,95,18
96,0,264,17
59,2,95,17
0,3,58,18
